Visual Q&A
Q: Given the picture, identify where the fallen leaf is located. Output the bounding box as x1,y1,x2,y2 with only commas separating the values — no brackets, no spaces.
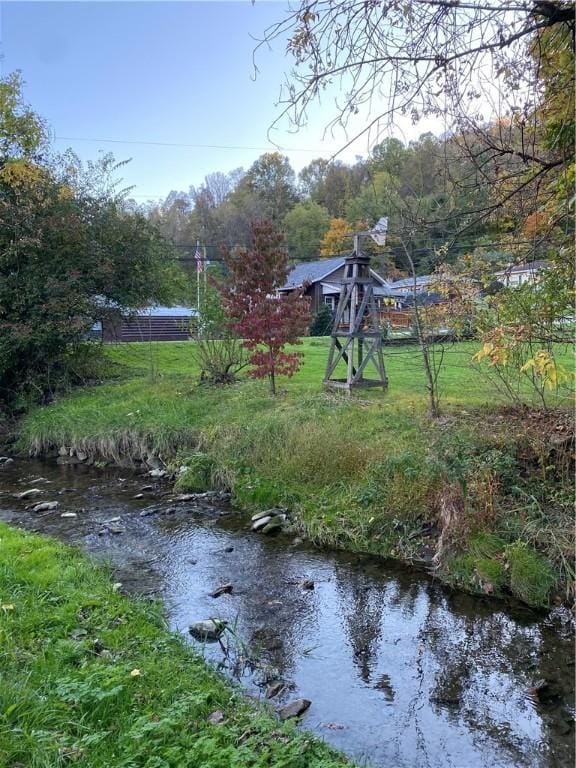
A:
130,669,141,677
1,603,14,611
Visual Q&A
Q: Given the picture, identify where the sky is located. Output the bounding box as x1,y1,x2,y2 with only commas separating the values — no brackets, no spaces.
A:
1,1,443,203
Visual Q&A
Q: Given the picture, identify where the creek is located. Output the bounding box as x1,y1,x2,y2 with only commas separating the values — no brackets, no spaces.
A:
1,459,573,768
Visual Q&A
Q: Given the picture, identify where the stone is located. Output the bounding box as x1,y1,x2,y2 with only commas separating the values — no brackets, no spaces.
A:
189,619,227,641
31,501,59,513
266,681,286,699
251,509,276,523
211,583,233,598
278,699,311,720
149,469,167,479
140,485,154,491
58,446,69,456
76,451,88,462
15,488,42,500
224,546,234,553
251,516,272,532
107,525,124,535
139,508,158,517
262,518,284,535
133,493,144,499
291,537,304,546
173,493,198,502
207,710,225,725
251,508,285,523
57,455,81,466
0,457,14,466
60,512,77,518
98,524,124,535
300,579,315,590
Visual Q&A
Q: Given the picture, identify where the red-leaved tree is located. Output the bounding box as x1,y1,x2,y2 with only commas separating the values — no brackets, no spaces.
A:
219,221,311,394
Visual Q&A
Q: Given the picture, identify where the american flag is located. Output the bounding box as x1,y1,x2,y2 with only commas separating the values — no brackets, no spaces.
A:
194,240,203,274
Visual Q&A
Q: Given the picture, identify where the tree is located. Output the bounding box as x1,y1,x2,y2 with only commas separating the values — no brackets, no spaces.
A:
284,200,330,260
0,71,47,160
239,152,299,221
320,217,353,257
219,221,311,394
259,1,575,232
0,74,182,408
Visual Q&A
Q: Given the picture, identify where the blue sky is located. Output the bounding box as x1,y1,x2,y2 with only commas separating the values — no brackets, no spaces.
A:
2,2,441,202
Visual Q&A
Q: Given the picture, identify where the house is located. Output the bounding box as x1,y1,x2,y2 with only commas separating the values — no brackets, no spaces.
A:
494,260,549,287
388,275,436,295
278,256,405,314
99,305,198,343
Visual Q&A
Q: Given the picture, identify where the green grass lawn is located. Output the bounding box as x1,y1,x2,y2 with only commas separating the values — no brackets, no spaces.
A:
17,338,575,606
0,524,351,767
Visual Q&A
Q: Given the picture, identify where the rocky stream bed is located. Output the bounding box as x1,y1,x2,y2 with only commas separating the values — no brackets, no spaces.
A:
0,457,574,768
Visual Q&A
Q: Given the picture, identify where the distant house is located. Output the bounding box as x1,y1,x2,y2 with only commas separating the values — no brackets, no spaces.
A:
388,275,436,295
494,260,549,287
278,255,405,314
100,305,198,343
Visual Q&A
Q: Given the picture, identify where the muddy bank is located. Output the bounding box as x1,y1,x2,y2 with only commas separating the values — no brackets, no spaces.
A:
0,457,574,768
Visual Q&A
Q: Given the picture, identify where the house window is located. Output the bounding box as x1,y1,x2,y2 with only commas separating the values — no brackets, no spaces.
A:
324,296,336,311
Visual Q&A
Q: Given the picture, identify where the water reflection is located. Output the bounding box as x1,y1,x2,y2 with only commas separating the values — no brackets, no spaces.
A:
0,459,573,768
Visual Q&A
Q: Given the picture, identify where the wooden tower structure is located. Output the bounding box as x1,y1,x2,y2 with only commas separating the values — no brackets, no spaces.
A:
323,240,388,391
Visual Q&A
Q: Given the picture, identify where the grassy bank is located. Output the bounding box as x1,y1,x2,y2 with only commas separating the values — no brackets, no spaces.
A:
0,523,351,767
17,339,575,607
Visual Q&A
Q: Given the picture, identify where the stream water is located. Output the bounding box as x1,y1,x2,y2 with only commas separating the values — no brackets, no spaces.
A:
1,458,574,768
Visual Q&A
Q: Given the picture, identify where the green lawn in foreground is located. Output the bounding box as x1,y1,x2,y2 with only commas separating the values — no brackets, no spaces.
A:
0,524,350,768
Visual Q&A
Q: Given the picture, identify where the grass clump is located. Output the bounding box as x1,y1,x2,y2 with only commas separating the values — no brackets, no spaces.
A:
506,542,557,607
0,523,352,768
176,452,215,492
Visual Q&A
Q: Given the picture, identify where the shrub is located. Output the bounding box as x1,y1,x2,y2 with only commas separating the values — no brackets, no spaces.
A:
309,303,334,336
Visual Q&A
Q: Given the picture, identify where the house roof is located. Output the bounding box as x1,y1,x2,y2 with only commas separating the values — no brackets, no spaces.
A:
280,255,394,292
389,275,434,290
495,260,549,275
280,256,346,289
133,305,198,318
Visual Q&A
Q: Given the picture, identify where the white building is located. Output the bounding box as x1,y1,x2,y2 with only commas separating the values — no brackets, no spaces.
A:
494,260,549,287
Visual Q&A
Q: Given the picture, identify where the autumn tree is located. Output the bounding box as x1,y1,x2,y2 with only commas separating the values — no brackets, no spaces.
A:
219,221,311,394
320,217,354,257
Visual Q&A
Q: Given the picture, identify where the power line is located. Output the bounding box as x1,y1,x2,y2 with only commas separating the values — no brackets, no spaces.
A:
170,239,534,259
54,135,324,154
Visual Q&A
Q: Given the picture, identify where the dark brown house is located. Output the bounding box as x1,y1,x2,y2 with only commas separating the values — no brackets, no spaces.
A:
277,256,405,314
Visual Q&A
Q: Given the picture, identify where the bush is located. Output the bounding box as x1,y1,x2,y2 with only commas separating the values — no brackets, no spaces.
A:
309,303,334,336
